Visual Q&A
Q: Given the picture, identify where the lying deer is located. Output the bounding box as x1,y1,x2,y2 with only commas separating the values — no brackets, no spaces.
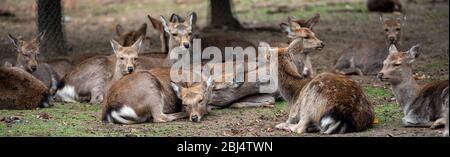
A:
368,0,402,13
7,33,60,95
378,44,449,137
102,67,191,124
0,65,50,109
260,37,374,134
170,63,277,122
334,16,405,75
55,37,143,104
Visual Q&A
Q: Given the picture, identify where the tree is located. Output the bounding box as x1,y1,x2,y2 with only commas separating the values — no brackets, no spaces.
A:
37,0,68,57
209,0,242,30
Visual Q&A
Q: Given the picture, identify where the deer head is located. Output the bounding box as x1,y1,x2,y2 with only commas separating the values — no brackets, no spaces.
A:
160,12,197,50
110,37,143,75
280,16,324,50
377,44,420,85
380,15,405,45
8,32,45,73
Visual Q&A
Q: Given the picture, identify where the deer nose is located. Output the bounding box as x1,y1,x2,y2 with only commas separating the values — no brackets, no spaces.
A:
377,73,384,80
183,42,190,49
191,115,199,122
30,65,37,72
127,67,134,73
388,37,396,42
320,42,325,48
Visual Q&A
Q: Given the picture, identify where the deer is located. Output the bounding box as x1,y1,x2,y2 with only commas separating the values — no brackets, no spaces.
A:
334,16,405,76
170,62,277,122
260,36,374,134
7,33,60,96
55,37,143,104
101,67,191,124
1,65,51,109
368,0,402,13
377,44,449,137
274,14,323,78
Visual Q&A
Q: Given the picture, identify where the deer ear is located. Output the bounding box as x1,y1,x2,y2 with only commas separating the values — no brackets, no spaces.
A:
37,31,45,43
280,23,291,34
379,14,385,24
110,39,122,55
137,23,147,37
406,44,420,63
8,33,20,50
389,44,398,54
116,24,125,36
305,13,320,29
170,82,181,98
206,76,214,88
188,12,197,26
148,15,164,32
132,36,144,53
160,15,170,33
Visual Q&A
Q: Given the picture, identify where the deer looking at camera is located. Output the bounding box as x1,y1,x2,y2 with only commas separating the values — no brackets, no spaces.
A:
260,36,374,134
7,33,60,96
55,37,143,104
1,65,51,109
334,16,405,76
272,14,323,78
378,45,449,137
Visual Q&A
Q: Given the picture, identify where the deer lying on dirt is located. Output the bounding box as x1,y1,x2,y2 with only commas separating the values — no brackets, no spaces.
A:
260,37,374,134
55,37,143,104
273,14,323,78
102,67,190,124
378,45,449,137
334,16,405,76
170,63,277,122
368,0,402,13
0,65,50,109
7,33,60,95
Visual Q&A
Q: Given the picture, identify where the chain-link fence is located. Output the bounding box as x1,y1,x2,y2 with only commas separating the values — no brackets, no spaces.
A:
36,0,68,58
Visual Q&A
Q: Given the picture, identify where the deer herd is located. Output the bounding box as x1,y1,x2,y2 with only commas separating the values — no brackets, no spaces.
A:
0,11,448,137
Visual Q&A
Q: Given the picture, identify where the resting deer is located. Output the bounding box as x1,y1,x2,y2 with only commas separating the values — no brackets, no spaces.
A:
334,16,405,75
170,62,277,122
274,14,323,78
260,37,374,134
7,33,60,95
378,44,449,137
368,0,402,13
1,65,50,109
55,37,143,104
102,67,190,124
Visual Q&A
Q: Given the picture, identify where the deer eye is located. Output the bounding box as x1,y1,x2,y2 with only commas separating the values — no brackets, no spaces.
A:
396,28,401,31
188,32,193,36
120,57,124,60
134,58,137,61
385,29,389,32
304,36,311,39
393,63,401,67
172,33,178,37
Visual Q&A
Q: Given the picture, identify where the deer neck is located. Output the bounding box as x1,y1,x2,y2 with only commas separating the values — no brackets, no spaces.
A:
112,61,125,82
390,75,419,111
277,54,311,103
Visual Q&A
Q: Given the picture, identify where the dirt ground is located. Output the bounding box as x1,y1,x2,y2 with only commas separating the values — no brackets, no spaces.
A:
0,0,448,137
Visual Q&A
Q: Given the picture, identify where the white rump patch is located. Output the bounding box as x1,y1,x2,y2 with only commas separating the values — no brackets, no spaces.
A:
110,105,138,124
320,117,335,128
56,85,77,103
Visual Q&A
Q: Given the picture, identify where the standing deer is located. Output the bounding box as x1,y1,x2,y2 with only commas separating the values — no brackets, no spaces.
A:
7,33,60,95
378,44,449,137
334,16,405,75
102,68,190,124
55,37,143,104
260,37,374,134
0,65,50,109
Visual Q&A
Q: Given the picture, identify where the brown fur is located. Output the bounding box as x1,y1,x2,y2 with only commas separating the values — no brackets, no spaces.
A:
334,17,404,75
368,0,402,12
0,67,50,109
378,45,449,136
264,38,374,134
102,68,186,124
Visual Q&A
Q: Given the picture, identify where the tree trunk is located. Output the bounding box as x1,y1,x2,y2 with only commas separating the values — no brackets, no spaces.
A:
209,0,242,30
37,0,68,58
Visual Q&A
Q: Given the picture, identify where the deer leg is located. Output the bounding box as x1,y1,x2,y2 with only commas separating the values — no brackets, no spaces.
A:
229,94,275,108
430,118,446,129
